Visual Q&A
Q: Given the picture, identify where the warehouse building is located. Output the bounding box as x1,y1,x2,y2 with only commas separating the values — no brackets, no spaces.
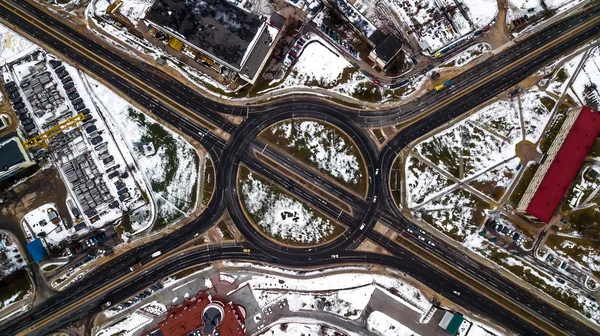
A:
145,0,282,84
517,106,600,223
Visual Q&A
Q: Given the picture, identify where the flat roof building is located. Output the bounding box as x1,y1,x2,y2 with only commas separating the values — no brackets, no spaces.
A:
0,131,36,182
368,33,403,70
145,0,281,84
517,106,600,223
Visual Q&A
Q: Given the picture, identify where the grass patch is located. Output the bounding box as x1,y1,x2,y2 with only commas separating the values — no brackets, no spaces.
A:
128,108,177,194
217,221,234,240
509,164,539,205
42,264,59,272
540,97,556,113
260,119,367,195
565,207,600,240
352,82,382,102
555,68,568,83
588,138,600,157
0,270,31,309
539,114,566,153
202,158,215,208
238,165,345,246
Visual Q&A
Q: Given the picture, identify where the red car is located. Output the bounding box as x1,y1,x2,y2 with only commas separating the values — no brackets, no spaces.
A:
401,231,409,238
289,51,297,58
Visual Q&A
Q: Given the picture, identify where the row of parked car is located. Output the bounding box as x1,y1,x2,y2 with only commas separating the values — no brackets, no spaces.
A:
319,24,358,57
116,282,164,310
5,81,37,133
49,60,87,113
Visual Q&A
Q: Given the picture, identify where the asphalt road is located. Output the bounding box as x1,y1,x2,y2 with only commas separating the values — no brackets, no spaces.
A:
0,1,599,335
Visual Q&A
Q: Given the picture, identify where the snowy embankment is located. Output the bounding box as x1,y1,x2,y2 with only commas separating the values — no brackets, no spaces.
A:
84,76,200,233
239,168,342,245
0,24,37,66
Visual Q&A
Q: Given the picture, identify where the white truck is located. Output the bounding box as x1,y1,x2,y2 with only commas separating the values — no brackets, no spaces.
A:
151,251,162,258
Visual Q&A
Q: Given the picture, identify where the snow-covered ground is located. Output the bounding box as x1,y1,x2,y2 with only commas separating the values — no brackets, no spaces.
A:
266,119,364,186
0,233,27,278
240,169,342,245
0,24,36,66
443,43,492,68
282,41,352,87
461,0,498,29
519,87,555,142
572,46,600,108
368,311,418,336
22,203,69,246
95,311,152,336
258,321,358,336
84,75,200,234
405,155,454,208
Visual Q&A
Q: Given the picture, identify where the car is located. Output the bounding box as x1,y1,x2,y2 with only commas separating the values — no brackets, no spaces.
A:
68,92,80,101
372,196,377,203
271,257,280,262
243,248,251,253
331,254,338,258
61,76,72,84
72,97,83,105
418,235,425,242
401,232,409,237
375,168,379,175
359,223,366,230
74,103,86,111
406,228,413,233
452,290,460,296
289,51,297,58
428,241,435,247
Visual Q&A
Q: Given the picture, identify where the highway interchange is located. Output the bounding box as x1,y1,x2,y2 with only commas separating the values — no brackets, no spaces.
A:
0,1,600,335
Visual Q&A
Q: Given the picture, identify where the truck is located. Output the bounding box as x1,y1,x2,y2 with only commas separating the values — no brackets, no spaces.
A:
130,262,143,272
434,80,452,91
151,251,162,258
101,301,112,310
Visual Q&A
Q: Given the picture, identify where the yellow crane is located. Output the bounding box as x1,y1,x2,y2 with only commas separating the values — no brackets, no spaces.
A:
23,113,85,150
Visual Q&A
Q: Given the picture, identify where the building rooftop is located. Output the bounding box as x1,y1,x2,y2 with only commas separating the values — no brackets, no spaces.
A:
373,34,403,63
526,106,600,223
0,136,25,173
146,0,263,69
145,291,245,336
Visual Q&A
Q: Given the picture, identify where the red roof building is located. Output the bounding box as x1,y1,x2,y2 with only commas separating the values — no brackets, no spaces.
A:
517,106,600,223
144,291,246,336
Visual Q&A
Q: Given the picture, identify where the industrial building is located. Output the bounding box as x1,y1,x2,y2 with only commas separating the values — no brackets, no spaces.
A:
144,290,246,336
145,0,282,84
0,130,36,182
517,106,600,223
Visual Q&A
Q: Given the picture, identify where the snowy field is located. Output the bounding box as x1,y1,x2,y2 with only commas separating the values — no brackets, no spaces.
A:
368,311,418,336
264,119,365,188
519,88,555,143
0,24,36,66
95,312,151,336
239,168,343,245
405,155,454,208
282,42,352,87
84,76,200,233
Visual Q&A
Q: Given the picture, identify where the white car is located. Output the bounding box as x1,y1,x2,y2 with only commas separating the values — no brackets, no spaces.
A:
372,196,377,203
375,169,379,175
418,236,425,242
453,290,460,296
331,254,339,258
428,241,436,247
359,223,366,230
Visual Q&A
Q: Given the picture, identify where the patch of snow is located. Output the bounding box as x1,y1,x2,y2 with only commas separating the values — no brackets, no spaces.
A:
22,203,70,246
240,171,339,244
0,24,37,66
461,0,498,29
367,311,419,336
95,312,151,336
